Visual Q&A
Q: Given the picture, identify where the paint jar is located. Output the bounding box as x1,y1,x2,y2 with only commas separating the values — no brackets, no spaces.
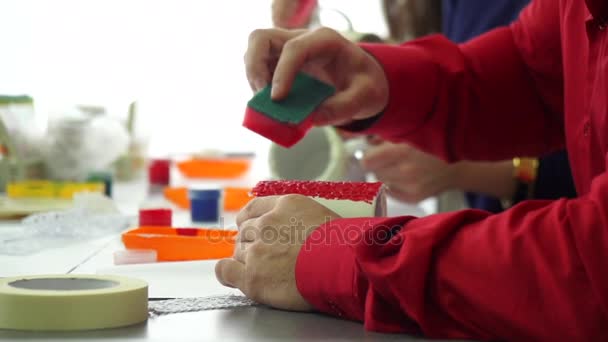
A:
188,189,222,223
139,208,172,226
148,159,171,193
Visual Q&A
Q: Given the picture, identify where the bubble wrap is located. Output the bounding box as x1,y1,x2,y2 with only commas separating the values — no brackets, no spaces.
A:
148,295,258,317
0,193,133,255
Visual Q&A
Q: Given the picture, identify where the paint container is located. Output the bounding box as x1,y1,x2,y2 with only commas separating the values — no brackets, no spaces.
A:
113,249,157,265
86,171,113,197
148,159,170,193
188,189,222,223
139,208,172,226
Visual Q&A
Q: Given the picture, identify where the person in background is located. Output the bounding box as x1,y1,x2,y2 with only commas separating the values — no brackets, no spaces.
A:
217,0,608,339
438,0,577,211
270,0,577,210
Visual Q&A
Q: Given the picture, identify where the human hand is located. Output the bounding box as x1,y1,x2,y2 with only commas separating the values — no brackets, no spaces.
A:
272,0,298,28
362,141,458,203
245,27,389,126
215,194,341,311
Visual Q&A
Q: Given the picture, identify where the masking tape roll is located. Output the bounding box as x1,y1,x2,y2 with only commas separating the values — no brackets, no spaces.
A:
0,274,148,331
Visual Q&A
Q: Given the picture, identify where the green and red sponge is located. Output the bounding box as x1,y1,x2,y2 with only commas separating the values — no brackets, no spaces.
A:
286,0,318,28
243,72,335,148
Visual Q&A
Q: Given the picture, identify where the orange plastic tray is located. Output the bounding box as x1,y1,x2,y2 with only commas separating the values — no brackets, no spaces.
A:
177,158,251,179
163,187,190,209
122,226,237,261
224,187,253,211
164,186,252,211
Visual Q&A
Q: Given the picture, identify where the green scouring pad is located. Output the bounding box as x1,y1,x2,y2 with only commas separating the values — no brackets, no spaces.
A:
243,72,335,147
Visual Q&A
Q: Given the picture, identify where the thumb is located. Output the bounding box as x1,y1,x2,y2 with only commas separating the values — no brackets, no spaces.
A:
272,0,298,28
215,259,245,289
362,143,411,170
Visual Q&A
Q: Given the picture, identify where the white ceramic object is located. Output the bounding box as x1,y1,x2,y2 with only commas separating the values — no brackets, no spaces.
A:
268,126,367,182
312,187,387,218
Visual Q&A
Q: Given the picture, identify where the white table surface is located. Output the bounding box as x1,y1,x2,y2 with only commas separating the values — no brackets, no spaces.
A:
0,170,438,341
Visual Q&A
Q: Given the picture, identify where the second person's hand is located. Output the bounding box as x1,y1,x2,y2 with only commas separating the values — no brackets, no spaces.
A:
362,141,459,203
245,27,389,126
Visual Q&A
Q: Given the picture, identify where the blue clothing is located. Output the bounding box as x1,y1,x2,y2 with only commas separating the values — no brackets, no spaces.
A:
442,0,530,43
441,0,577,211
465,152,577,213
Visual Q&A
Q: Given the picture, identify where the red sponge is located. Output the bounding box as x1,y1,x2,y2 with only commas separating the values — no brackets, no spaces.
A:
286,0,318,28
243,106,314,148
251,180,383,204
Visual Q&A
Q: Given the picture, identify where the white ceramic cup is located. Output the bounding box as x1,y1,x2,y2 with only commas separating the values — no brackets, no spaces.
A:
268,126,367,182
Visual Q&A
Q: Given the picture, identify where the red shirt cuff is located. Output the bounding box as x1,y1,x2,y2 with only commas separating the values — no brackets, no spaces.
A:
295,217,415,322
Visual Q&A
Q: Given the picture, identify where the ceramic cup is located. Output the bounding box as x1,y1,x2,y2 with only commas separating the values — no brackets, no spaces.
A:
268,126,368,182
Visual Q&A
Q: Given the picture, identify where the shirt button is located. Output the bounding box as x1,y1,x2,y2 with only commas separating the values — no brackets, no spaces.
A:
584,122,591,136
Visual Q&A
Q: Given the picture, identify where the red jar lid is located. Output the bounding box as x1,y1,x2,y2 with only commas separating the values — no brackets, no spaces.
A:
148,159,171,185
139,208,172,226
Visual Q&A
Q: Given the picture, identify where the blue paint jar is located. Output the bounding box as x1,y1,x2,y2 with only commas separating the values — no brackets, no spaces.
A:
189,189,222,223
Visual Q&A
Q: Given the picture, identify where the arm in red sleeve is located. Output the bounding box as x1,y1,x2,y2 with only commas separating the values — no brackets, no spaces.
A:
296,167,608,340
355,0,564,162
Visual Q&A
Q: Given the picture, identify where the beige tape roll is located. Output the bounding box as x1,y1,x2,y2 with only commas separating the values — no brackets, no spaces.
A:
0,274,148,331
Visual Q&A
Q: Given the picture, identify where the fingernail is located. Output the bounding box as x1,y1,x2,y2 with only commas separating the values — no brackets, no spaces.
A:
254,80,267,92
270,81,279,98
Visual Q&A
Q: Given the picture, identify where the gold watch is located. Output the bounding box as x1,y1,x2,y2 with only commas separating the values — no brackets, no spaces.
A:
502,157,539,209
513,157,539,184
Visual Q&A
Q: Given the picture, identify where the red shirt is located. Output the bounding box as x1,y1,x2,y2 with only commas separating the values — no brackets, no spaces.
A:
295,0,608,340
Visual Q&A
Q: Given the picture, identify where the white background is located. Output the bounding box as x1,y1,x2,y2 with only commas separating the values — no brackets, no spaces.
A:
0,0,387,157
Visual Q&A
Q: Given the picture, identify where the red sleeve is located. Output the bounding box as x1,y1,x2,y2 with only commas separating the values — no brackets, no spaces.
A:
295,2,608,339
296,160,608,340
356,0,564,162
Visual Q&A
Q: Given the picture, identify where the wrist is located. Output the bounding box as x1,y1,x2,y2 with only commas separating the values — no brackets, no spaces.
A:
448,160,519,200
448,161,472,191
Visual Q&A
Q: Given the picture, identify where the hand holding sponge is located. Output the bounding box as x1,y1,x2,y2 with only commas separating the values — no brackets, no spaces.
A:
243,72,335,147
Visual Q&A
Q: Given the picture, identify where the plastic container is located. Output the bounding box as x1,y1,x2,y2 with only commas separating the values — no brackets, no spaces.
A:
223,187,253,211
7,180,105,199
86,171,113,197
121,226,237,261
164,186,252,212
148,159,170,188
0,95,44,163
113,249,157,265
139,208,172,226
163,187,190,209
176,158,251,179
189,189,222,223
